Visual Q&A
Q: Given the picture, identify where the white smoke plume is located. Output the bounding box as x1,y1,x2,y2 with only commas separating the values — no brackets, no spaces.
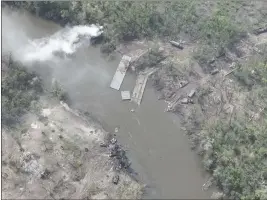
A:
2,7,103,63
22,25,103,62
2,7,112,93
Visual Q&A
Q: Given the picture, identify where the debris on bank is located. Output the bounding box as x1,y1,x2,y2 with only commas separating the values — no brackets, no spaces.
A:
110,55,131,90
188,89,196,98
253,25,267,35
181,97,193,104
2,100,143,199
210,68,219,75
169,40,184,50
110,47,167,105
108,137,132,170
121,91,131,100
179,80,189,88
114,127,119,133
112,175,120,185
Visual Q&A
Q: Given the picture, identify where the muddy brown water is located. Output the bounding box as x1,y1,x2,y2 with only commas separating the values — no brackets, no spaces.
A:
2,8,214,199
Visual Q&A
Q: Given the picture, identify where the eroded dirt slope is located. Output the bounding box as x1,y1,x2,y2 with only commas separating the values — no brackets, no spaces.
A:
2,99,143,199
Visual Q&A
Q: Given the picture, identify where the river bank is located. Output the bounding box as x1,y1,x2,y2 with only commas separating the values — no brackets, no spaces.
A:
2,1,267,199
2,96,143,199
1,8,144,199
2,6,214,199
118,29,267,199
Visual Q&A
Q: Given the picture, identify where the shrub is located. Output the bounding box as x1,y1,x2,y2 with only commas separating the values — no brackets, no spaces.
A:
1,58,43,126
234,53,267,87
4,1,202,52
201,110,267,199
134,46,166,72
51,80,69,103
193,45,218,72
200,9,242,50
100,39,116,54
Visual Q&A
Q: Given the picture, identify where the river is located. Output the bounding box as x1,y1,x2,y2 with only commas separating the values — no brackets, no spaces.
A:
2,7,213,199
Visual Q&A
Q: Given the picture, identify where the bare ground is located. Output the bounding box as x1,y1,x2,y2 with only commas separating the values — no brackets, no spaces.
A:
2,97,143,199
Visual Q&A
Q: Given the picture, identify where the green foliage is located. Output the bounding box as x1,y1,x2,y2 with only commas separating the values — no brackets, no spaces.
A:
4,2,267,199
251,62,267,85
234,67,255,88
201,79,267,199
200,8,242,50
134,46,166,72
194,7,245,70
100,39,116,54
104,2,159,40
51,80,69,102
199,45,267,199
4,1,203,51
161,1,199,38
202,115,267,199
193,45,218,72
1,58,43,126
234,52,267,88
5,1,249,56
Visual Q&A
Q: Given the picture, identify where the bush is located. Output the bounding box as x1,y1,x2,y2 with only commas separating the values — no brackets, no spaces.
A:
51,80,69,103
200,9,242,49
100,39,116,54
1,57,43,126
160,1,199,38
201,103,267,199
134,46,166,72
4,1,202,52
234,52,267,87
193,45,218,72
197,45,267,199
5,1,249,56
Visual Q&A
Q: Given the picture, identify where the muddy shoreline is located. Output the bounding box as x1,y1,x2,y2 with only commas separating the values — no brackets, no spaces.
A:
2,8,215,197
5,3,267,198
116,27,267,199
2,95,144,199
1,52,143,199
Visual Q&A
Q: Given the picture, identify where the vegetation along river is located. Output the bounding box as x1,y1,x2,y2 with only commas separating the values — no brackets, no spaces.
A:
2,7,214,199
